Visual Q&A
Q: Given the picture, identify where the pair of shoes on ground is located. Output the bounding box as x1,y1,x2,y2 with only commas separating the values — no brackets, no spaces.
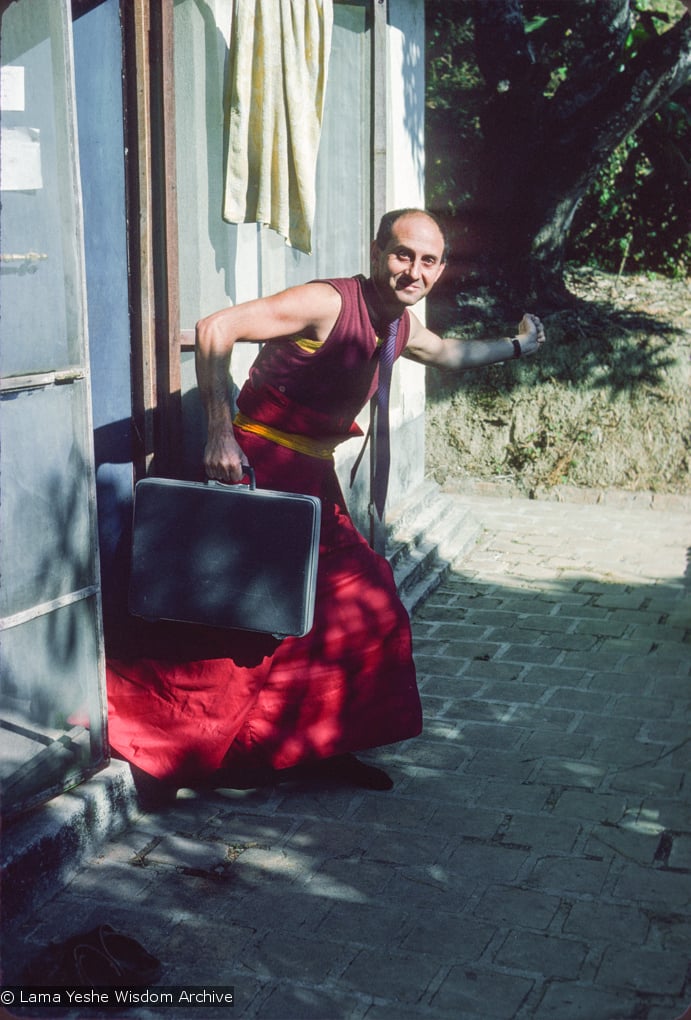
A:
132,752,394,801
23,924,161,986
216,752,394,792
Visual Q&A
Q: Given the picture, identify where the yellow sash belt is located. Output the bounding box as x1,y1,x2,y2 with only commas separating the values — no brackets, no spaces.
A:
234,412,336,460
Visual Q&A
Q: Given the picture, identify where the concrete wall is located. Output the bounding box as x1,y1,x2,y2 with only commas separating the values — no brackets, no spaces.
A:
384,0,427,513
175,0,427,526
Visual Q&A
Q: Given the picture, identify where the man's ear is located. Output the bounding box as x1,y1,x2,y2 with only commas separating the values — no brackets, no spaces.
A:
370,239,382,263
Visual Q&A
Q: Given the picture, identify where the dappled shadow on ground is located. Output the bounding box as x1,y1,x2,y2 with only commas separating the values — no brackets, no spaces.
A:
2,558,689,1019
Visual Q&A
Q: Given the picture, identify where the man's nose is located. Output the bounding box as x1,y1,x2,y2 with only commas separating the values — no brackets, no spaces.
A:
407,258,422,280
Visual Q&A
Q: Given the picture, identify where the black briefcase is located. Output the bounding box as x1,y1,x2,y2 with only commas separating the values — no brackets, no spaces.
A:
128,469,321,638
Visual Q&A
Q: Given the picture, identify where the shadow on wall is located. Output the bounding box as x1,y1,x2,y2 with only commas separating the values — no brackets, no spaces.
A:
1,442,108,820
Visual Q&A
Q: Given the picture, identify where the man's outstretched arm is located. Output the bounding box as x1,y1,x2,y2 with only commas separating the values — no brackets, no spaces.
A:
403,313,546,370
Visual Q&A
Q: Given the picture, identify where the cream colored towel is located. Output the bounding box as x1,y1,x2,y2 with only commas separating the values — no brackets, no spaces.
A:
223,0,333,254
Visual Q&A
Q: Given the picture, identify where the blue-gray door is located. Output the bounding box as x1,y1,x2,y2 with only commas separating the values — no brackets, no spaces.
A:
0,0,108,818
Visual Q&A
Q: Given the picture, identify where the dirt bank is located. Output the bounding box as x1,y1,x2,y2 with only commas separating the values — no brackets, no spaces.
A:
425,268,691,503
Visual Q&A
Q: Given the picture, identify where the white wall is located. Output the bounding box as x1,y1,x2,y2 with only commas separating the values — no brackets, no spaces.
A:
383,0,428,512
175,0,428,524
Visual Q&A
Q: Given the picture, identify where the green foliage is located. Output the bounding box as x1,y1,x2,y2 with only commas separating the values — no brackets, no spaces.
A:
425,2,481,213
566,0,691,278
568,93,691,278
425,0,691,279
574,1,689,277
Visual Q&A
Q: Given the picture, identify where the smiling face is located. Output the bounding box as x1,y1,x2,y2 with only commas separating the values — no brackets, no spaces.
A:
369,212,447,317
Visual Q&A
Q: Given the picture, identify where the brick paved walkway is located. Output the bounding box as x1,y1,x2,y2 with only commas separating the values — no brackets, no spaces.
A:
2,493,690,1020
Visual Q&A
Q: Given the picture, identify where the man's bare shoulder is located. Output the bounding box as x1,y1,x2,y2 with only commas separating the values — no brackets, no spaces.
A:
266,280,342,337
301,279,346,311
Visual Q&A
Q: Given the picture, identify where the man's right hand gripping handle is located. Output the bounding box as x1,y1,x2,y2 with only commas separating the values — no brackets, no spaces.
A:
203,424,247,483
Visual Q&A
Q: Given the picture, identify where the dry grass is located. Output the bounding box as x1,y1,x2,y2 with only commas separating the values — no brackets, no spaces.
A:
425,269,691,498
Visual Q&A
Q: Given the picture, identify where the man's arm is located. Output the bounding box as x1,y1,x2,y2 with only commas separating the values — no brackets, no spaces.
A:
403,312,545,370
195,282,342,481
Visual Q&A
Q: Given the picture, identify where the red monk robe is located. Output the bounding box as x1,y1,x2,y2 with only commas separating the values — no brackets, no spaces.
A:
105,277,422,784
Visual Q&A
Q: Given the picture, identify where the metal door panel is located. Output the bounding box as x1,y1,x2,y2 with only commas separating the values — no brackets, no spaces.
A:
1,0,107,820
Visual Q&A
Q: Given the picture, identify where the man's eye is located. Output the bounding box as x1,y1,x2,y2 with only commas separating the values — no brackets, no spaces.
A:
395,251,412,263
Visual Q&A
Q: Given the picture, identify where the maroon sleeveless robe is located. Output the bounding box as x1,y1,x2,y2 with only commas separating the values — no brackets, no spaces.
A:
105,277,422,782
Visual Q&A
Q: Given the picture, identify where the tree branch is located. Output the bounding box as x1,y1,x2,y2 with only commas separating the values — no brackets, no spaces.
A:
553,0,633,120
555,9,691,165
472,0,537,91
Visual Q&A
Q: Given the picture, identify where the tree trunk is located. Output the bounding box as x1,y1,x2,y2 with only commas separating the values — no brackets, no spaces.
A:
471,0,691,307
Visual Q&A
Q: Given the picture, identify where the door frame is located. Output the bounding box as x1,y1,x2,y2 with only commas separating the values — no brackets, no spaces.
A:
123,0,180,478
126,0,387,482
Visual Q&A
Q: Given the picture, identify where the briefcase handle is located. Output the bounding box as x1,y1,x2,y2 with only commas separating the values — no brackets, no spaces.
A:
206,464,256,490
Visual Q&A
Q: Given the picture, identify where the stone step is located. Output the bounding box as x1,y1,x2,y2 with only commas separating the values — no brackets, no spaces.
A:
1,760,140,925
386,484,482,615
384,478,442,542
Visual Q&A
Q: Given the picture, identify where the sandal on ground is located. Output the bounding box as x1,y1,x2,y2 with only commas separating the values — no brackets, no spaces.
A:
71,943,123,985
86,924,161,985
21,925,161,987
21,938,121,987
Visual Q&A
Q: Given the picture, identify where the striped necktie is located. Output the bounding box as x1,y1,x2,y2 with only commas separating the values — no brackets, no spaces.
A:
372,317,400,519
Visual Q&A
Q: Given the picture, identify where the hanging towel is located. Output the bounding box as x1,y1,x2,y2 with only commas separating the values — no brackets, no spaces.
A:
223,0,333,254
